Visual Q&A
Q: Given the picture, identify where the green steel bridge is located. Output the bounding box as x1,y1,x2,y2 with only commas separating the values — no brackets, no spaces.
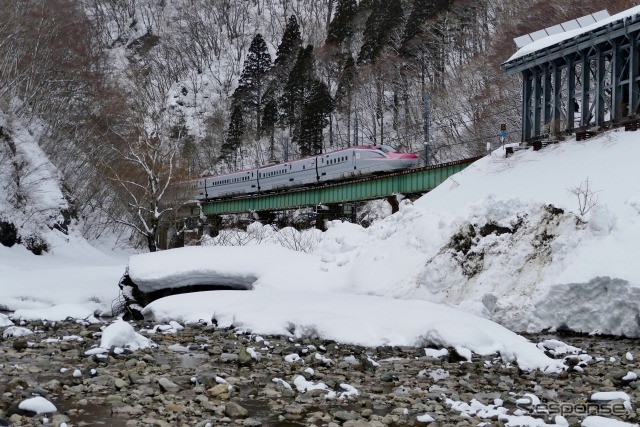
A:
200,156,482,216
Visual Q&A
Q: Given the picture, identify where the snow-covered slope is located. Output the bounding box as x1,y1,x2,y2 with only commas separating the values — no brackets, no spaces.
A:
0,111,70,253
319,129,640,336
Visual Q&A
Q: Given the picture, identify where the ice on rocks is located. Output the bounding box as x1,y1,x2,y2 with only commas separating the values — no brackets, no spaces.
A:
92,319,155,352
18,396,57,414
2,326,33,338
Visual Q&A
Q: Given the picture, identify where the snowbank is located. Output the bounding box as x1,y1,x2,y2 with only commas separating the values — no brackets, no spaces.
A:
143,289,564,372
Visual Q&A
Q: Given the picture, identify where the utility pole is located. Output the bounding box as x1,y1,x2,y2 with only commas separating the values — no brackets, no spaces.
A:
353,116,359,146
283,130,289,162
423,93,430,167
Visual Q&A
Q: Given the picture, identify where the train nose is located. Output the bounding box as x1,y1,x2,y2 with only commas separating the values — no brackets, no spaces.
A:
400,153,419,167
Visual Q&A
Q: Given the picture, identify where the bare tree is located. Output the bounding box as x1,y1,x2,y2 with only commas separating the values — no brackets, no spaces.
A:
102,118,183,252
568,178,600,218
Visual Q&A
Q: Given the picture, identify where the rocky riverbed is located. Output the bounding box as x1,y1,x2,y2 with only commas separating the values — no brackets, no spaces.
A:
0,318,639,427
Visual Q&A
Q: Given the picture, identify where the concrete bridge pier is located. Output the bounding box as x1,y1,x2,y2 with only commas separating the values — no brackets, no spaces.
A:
386,195,400,214
207,215,222,238
256,210,276,225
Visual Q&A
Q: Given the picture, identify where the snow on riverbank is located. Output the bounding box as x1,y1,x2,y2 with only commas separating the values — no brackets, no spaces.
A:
143,288,565,372
2,129,640,372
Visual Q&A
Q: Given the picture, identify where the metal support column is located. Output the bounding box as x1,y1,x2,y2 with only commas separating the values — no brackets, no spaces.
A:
567,56,576,132
551,62,562,134
543,65,553,134
533,68,542,137
611,41,623,121
581,53,590,127
521,70,533,141
630,34,640,115
594,48,606,126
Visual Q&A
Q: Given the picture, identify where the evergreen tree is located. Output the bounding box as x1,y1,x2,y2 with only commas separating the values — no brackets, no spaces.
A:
233,33,272,133
400,0,451,56
275,15,302,66
358,0,403,64
326,0,357,46
297,79,333,156
335,55,357,146
280,45,315,131
261,87,279,162
335,55,356,108
220,106,245,169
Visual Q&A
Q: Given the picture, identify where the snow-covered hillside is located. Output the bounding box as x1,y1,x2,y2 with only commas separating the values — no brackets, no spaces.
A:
3,128,640,343
0,111,71,254
318,129,640,336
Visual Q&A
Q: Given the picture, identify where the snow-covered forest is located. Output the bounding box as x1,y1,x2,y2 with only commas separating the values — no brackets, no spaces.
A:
0,0,635,251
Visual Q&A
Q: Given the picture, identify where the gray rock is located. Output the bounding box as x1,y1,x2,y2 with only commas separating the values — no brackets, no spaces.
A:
238,347,254,366
13,339,28,351
225,401,249,418
221,353,239,362
157,377,179,392
333,410,358,422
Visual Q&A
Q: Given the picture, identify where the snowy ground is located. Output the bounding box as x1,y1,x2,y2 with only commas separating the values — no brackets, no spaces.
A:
2,129,640,375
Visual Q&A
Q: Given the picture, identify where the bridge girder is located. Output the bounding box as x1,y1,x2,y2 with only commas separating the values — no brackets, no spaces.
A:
201,157,480,216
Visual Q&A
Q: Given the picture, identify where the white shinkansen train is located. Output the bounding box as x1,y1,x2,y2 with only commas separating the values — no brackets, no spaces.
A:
187,145,419,200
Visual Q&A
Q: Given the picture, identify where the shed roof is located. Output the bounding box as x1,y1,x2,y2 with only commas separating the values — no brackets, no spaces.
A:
503,6,640,74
